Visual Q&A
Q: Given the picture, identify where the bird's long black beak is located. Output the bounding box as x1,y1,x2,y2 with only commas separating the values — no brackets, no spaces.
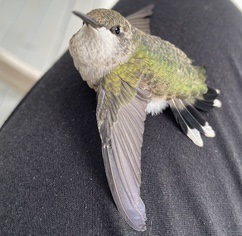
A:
72,11,103,28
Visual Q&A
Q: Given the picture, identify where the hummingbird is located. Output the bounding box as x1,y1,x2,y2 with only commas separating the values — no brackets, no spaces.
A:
69,5,221,231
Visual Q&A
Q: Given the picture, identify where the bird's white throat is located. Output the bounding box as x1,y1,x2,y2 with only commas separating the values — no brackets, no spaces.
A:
69,25,131,88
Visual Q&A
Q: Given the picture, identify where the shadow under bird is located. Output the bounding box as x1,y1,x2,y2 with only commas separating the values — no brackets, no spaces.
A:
69,5,221,231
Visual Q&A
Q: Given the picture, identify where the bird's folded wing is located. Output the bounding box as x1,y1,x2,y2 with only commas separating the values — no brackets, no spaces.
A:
126,4,154,34
97,80,150,231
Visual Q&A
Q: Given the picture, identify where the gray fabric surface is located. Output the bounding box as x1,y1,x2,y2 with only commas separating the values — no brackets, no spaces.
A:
1,0,242,235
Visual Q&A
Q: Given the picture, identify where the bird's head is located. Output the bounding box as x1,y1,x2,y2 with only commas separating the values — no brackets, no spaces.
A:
69,9,136,86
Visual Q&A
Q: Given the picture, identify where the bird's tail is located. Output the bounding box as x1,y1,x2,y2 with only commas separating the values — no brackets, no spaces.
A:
169,87,221,147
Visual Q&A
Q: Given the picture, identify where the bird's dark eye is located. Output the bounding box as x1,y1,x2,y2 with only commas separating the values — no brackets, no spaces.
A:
110,25,121,35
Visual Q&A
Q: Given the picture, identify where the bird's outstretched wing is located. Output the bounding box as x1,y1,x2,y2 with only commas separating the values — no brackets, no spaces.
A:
126,4,154,34
96,74,150,231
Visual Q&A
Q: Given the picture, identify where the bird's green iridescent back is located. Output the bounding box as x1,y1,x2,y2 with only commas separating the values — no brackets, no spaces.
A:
121,30,208,100
98,29,209,131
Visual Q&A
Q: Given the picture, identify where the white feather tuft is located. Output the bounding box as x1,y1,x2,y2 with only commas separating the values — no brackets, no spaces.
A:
145,98,168,116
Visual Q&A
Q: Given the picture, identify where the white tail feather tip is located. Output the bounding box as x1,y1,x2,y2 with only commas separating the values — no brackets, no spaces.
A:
187,128,204,147
203,122,215,138
213,99,222,108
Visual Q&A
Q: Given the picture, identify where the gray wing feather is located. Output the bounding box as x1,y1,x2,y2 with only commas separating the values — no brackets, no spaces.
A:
100,90,149,231
126,5,154,34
